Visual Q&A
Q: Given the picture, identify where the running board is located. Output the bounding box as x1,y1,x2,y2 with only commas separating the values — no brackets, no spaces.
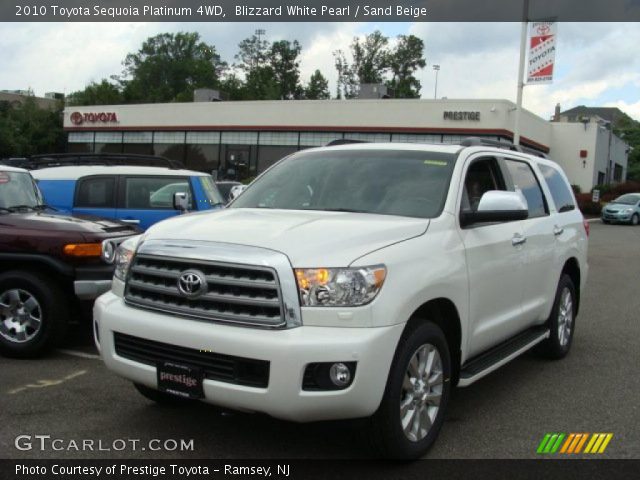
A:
458,327,550,387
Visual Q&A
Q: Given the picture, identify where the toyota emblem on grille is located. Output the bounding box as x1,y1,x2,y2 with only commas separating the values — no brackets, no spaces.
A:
177,270,207,298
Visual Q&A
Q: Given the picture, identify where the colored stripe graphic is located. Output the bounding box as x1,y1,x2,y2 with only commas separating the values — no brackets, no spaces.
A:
538,433,613,454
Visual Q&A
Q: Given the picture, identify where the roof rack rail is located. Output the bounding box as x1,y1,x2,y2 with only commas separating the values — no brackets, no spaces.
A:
460,137,548,158
460,137,520,151
325,139,369,146
26,153,185,170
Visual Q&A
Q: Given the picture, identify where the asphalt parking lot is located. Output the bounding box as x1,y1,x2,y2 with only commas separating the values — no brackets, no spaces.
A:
1,221,638,459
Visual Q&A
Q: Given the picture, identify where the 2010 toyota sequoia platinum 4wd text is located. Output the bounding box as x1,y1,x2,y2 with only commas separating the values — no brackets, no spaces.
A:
95,141,589,458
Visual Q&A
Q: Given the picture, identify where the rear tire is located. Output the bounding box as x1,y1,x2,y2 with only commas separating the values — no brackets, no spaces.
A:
0,271,69,358
535,274,576,359
133,383,194,406
367,322,451,459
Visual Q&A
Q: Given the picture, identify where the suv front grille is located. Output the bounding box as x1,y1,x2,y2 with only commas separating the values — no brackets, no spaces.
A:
124,254,285,328
114,332,270,388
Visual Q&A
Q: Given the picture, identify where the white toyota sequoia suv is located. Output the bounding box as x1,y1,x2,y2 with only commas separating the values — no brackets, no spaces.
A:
95,140,588,458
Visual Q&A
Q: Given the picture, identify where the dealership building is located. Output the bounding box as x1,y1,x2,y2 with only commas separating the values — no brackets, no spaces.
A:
63,98,629,191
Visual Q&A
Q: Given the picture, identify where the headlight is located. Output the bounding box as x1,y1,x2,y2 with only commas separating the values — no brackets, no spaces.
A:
294,265,386,307
624,208,634,213
114,235,142,281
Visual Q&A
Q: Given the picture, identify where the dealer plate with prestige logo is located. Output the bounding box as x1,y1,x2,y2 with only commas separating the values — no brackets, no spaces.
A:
157,361,204,399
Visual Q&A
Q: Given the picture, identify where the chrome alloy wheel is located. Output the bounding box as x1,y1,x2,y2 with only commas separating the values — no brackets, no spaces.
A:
400,343,443,442
557,287,573,347
0,289,43,343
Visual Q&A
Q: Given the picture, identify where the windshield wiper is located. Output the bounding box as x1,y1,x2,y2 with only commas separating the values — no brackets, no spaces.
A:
318,208,371,214
7,205,37,212
209,202,226,208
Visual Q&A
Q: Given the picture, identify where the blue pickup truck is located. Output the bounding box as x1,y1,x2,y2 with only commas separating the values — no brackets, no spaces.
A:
33,165,225,230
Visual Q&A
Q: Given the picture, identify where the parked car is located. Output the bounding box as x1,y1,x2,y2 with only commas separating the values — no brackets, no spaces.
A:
215,181,242,203
601,193,640,225
33,163,226,230
95,140,588,458
0,166,139,357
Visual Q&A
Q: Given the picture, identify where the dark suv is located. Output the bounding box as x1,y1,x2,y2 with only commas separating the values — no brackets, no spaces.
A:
0,166,139,357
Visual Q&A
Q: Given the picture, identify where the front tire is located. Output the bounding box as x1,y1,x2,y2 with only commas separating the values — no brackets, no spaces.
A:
631,213,639,226
368,322,451,459
535,274,576,359
0,271,69,358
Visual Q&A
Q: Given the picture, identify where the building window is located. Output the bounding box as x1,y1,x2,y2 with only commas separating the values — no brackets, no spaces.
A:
185,144,220,172
597,171,605,185
258,146,298,172
123,132,153,143
68,132,94,143
258,131,299,146
123,131,152,155
153,131,185,144
299,132,344,146
614,164,623,182
344,132,392,143
186,132,221,144
221,131,258,145
391,133,441,144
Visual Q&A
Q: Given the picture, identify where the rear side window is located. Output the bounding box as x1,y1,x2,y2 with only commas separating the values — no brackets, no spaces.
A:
538,164,575,213
124,176,193,209
504,159,547,218
75,177,116,208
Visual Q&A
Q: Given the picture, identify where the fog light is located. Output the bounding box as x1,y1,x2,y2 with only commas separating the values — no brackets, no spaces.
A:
329,362,351,387
101,240,116,264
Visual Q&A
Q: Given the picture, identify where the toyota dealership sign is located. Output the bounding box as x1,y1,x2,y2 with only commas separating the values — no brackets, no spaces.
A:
70,111,118,125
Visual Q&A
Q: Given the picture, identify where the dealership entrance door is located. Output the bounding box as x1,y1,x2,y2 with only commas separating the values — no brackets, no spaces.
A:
224,147,251,181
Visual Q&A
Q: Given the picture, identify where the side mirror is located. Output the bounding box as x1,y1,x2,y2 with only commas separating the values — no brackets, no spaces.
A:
173,192,189,212
460,190,528,227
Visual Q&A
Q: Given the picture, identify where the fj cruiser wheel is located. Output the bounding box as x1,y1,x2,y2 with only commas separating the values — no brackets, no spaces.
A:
134,383,194,406
535,274,576,359
631,213,639,226
0,271,69,358
368,322,451,459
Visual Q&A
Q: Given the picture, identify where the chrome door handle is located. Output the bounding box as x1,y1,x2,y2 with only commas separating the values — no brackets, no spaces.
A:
121,219,140,224
553,226,564,236
512,234,527,246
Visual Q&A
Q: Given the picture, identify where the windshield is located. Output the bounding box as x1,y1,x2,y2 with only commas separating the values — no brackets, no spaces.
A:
0,171,41,209
612,194,640,205
199,176,225,205
231,149,456,219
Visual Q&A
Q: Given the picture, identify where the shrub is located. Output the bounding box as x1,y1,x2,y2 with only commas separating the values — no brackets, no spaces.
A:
596,181,640,202
575,193,602,216
570,184,582,195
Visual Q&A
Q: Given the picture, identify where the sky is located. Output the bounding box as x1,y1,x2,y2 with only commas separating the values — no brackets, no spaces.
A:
1,22,639,121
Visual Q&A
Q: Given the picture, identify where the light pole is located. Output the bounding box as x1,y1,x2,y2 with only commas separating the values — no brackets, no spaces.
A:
432,65,440,99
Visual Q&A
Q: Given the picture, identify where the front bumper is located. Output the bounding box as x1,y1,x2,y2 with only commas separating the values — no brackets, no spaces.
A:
94,292,404,422
74,280,112,300
602,211,633,223
74,264,115,299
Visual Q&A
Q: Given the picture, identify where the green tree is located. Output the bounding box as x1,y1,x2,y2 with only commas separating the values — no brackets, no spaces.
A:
67,79,123,106
351,30,390,84
386,35,426,98
613,114,640,181
0,97,64,157
244,66,280,100
334,31,391,98
120,32,226,103
269,40,303,99
235,34,270,73
304,70,330,100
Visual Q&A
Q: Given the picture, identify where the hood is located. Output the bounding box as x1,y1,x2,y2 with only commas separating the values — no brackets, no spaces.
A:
145,208,429,266
0,211,139,237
